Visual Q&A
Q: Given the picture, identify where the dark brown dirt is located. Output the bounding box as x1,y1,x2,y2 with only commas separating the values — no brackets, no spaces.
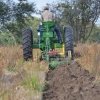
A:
43,62,100,100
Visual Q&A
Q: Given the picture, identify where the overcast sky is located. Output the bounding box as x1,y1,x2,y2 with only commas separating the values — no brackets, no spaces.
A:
14,0,100,25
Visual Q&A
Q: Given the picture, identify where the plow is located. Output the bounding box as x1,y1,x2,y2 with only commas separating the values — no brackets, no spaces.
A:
22,21,74,69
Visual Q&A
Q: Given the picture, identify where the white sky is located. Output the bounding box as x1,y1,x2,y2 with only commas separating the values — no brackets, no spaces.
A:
14,0,100,25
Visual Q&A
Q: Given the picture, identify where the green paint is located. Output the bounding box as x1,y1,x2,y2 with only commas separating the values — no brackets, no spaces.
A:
49,60,71,69
32,21,66,68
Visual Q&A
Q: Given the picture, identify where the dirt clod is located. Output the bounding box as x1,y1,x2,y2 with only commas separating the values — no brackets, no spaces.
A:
43,62,100,100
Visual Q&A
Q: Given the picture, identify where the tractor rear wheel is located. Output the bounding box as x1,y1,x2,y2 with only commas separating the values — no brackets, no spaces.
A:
64,26,74,60
22,28,33,61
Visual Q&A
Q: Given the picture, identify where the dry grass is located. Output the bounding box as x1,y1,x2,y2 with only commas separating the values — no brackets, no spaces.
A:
1,43,100,99
0,46,48,100
75,43,100,80
0,46,23,70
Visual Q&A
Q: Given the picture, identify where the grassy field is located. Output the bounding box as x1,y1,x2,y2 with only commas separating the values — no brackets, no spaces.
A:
0,43,100,99
75,43,100,80
0,46,48,100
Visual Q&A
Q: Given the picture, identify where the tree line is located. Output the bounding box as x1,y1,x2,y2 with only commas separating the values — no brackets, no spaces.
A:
0,0,37,45
0,0,100,45
49,0,100,43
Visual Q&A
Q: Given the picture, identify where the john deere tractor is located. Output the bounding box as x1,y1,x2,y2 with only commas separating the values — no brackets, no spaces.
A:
22,21,74,69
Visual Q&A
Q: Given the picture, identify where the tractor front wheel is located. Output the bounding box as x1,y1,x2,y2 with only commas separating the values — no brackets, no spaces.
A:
64,26,74,60
22,28,33,61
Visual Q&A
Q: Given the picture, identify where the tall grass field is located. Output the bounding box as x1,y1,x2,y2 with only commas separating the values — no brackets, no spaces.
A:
0,43,100,99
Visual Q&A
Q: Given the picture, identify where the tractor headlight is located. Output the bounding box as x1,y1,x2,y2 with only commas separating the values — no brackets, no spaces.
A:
38,32,40,36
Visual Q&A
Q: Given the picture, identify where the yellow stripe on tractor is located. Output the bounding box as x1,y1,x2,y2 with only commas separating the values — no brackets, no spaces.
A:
33,49,41,61
54,44,65,57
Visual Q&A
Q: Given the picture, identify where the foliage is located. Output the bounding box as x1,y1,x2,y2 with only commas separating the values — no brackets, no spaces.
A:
89,26,100,43
1,17,40,45
21,72,44,91
0,0,10,26
0,0,39,45
0,0,36,26
0,32,16,45
49,0,100,43
0,18,40,45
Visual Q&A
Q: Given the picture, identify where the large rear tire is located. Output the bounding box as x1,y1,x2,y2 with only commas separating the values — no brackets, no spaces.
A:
64,26,74,60
22,28,33,61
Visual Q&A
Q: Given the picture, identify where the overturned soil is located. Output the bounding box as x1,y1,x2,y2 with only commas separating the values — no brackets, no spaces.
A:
43,62,100,100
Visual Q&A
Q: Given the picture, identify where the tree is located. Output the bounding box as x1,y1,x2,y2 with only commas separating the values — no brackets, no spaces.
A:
89,26,100,43
0,0,36,26
49,0,100,43
1,17,40,45
0,0,36,45
0,0,10,26
0,32,16,45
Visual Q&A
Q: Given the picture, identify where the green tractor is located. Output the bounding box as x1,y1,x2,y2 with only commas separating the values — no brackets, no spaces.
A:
22,21,74,69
